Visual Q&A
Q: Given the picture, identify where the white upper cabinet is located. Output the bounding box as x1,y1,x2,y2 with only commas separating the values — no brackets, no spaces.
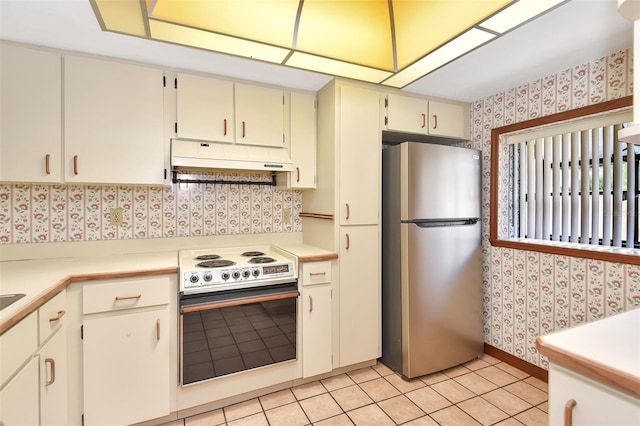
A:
428,100,468,139
287,91,317,189
64,55,165,185
176,73,234,143
384,93,469,140
235,83,285,148
1,44,62,183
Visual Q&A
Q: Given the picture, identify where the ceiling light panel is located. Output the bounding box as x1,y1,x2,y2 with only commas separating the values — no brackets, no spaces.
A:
296,0,395,71
149,0,300,48
286,51,393,83
480,0,566,33
392,0,512,69
149,20,291,63
92,0,147,36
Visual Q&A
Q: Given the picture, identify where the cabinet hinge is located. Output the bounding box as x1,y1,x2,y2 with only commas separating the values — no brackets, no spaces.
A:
283,95,285,105
164,168,167,180
283,134,285,144
174,78,177,89
385,97,388,108
384,116,388,126
82,414,84,426
163,76,166,87
81,325,83,340
175,122,178,134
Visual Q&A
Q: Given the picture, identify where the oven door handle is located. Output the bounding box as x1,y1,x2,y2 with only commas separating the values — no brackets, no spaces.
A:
181,290,299,314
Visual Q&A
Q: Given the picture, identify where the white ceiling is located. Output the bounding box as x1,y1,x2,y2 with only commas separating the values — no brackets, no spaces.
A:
0,0,634,103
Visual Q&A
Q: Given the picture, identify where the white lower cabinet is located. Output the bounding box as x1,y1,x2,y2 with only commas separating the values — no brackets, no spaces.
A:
39,326,68,426
300,261,333,378
0,357,40,426
549,364,640,426
81,276,171,426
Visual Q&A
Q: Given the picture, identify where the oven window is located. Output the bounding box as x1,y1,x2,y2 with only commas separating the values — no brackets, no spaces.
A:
182,298,297,385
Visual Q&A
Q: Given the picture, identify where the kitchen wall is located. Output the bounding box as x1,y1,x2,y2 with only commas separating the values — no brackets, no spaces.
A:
471,47,639,369
0,171,302,244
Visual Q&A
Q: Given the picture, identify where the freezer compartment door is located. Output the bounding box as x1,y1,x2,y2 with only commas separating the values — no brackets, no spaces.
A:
401,221,483,378
402,142,481,220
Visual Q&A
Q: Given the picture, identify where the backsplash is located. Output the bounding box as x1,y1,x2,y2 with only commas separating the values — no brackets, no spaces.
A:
0,172,302,244
471,48,639,369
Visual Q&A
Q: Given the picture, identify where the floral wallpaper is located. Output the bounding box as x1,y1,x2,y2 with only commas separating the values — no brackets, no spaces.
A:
471,48,639,369
0,171,302,244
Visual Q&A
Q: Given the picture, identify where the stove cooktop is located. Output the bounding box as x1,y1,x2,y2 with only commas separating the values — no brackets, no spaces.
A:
178,246,297,294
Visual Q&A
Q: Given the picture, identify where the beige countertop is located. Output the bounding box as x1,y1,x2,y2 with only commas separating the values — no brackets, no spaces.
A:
536,308,640,397
0,241,336,335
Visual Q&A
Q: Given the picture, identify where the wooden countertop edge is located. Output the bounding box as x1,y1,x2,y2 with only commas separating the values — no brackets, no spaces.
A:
535,336,640,398
0,266,178,336
297,253,338,263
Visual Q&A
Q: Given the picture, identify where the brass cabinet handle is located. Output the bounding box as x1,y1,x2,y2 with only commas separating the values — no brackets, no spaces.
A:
345,203,350,220
115,294,142,301
345,233,350,250
564,399,577,426
433,114,438,129
421,113,426,128
223,118,227,136
49,310,66,322
156,319,161,341
73,155,78,175
296,167,300,183
309,272,326,277
45,358,56,386
242,121,246,138
45,154,51,175
309,295,313,312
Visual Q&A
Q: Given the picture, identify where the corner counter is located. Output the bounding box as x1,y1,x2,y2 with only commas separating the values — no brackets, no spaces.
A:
536,309,640,425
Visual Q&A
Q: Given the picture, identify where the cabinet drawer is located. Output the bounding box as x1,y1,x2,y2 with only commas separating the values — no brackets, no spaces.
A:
38,289,66,344
301,261,332,286
83,276,170,314
0,311,37,387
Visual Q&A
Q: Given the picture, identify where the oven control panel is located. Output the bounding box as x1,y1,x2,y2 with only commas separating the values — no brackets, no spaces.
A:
182,261,296,291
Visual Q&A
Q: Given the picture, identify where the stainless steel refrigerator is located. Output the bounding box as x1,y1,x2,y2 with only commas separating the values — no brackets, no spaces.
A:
382,141,483,379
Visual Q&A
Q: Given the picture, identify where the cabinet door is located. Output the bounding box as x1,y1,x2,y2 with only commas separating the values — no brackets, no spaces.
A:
1,44,62,183
338,225,380,367
64,55,165,185
40,325,68,426
385,93,428,134
339,86,380,225
176,73,234,143
83,308,170,426
427,100,467,139
549,365,640,426
0,357,39,426
235,83,284,148
289,91,317,189
302,285,332,378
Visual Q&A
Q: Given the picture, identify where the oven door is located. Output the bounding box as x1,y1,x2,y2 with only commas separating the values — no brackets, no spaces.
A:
180,282,298,386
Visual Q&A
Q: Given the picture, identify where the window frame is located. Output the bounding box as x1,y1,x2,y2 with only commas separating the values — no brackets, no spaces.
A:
489,95,639,265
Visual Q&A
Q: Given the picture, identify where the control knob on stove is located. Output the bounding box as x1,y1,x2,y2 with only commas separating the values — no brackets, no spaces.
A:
189,274,199,284
221,272,230,280
203,272,213,282
242,269,251,278
252,268,260,277
232,271,241,279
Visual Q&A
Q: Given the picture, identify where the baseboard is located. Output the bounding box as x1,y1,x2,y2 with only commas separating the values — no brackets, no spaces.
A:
484,343,548,383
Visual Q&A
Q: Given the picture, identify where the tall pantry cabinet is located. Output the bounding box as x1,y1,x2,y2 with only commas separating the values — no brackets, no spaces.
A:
302,80,381,369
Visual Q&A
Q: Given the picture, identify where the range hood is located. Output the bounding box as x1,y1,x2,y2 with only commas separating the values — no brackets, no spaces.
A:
170,139,294,172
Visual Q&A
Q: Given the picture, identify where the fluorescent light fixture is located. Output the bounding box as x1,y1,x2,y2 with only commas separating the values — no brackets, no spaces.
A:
480,0,566,33
90,0,568,87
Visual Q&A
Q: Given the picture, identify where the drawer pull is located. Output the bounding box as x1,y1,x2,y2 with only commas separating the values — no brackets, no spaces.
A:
49,310,66,322
421,113,426,128
156,319,161,341
309,295,313,312
73,155,78,175
45,358,56,386
433,114,438,129
309,272,326,277
115,294,142,301
564,399,577,426
45,154,51,175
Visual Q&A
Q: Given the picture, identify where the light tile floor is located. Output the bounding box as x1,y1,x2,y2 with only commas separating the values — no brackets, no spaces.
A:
164,354,548,426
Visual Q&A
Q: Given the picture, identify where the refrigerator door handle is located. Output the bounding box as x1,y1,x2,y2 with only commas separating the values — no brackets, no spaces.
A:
403,218,479,228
